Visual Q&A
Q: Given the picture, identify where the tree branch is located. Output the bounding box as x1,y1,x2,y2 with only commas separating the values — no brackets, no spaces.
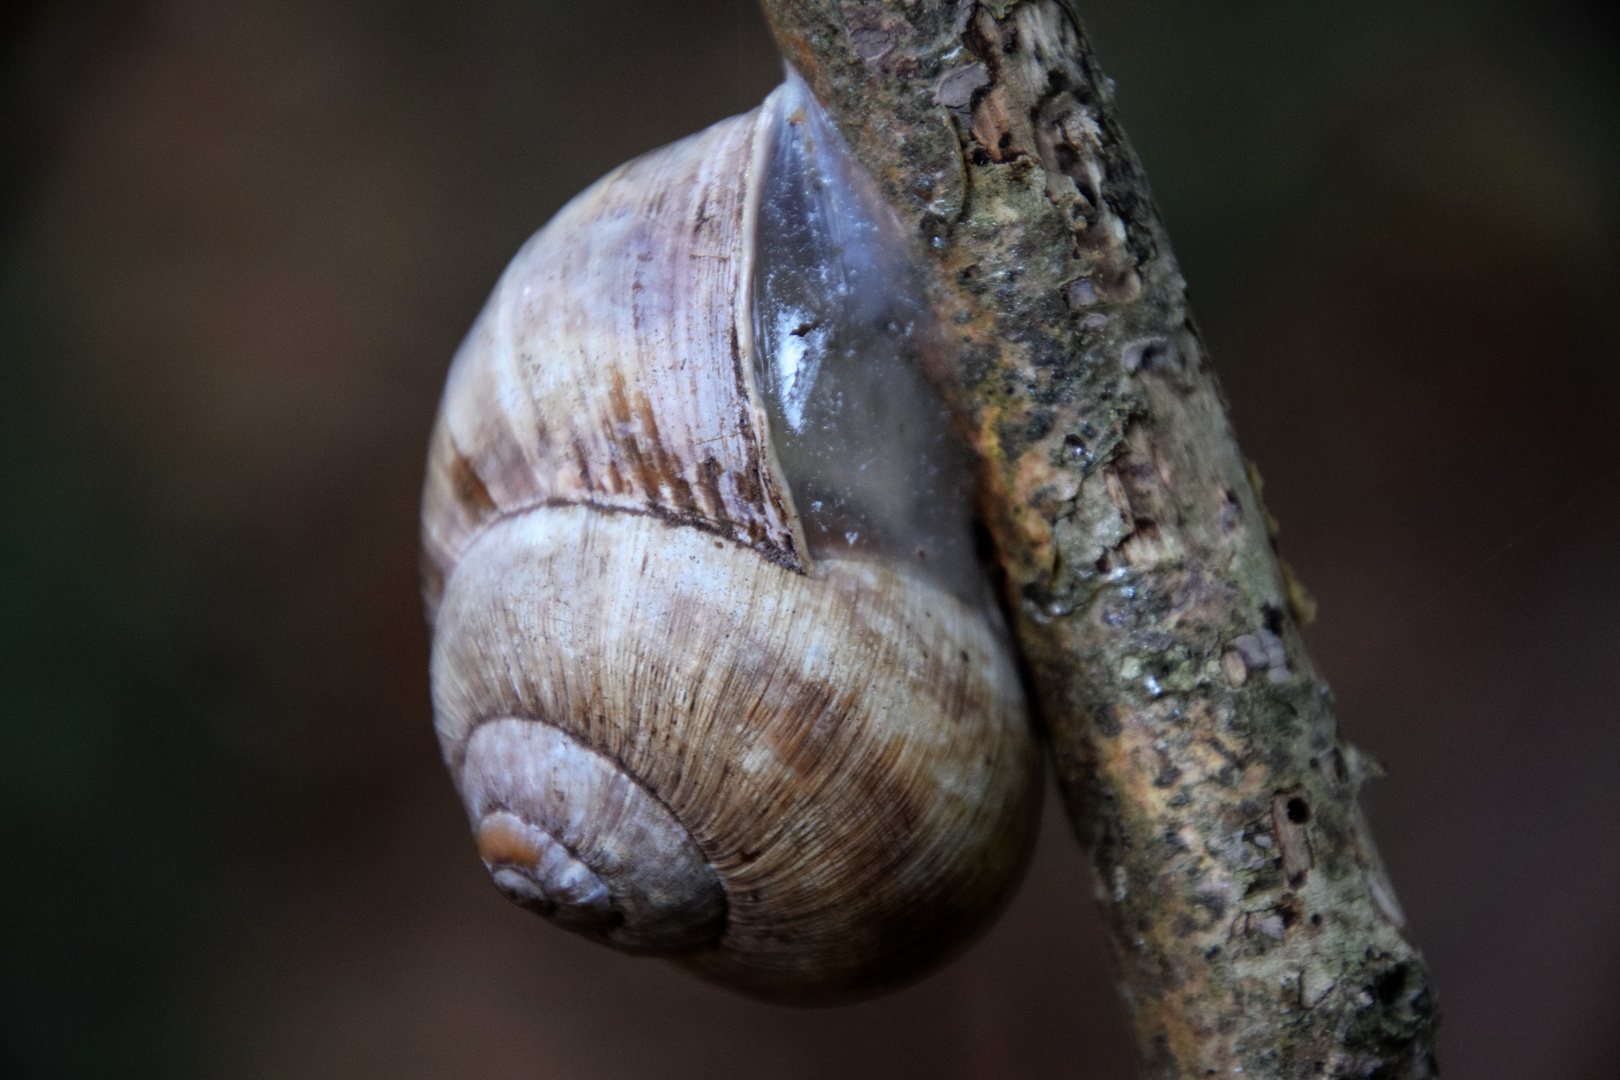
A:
759,2,1438,1075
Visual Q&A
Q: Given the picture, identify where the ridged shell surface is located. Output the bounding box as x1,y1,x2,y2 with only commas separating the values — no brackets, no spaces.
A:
422,79,1038,1003
422,100,799,617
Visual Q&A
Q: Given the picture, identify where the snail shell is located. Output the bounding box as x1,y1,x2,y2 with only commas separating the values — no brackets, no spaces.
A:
422,75,1038,1003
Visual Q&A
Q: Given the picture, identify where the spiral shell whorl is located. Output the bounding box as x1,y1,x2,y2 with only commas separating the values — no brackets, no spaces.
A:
422,76,1040,1002
463,719,725,953
432,507,1034,1001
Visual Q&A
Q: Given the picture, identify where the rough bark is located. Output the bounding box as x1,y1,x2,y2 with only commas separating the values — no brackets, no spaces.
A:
759,2,1438,1076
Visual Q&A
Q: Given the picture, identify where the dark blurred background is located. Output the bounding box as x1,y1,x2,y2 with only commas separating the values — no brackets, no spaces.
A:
2,1,1616,1076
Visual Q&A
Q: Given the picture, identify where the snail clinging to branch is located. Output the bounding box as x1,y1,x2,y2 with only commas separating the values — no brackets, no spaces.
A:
421,74,1039,1004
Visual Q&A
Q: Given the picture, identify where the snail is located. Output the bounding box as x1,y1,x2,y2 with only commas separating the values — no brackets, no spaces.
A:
420,73,1039,1004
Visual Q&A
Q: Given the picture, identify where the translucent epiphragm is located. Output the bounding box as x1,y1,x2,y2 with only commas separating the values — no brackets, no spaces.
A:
754,74,986,605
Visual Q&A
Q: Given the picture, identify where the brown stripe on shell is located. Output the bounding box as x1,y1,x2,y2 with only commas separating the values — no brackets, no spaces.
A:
419,91,809,612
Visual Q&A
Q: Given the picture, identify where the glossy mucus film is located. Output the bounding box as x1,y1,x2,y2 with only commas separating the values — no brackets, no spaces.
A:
753,75,984,605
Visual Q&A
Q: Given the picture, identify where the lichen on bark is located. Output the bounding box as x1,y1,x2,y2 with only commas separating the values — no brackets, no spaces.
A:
760,1,1439,1076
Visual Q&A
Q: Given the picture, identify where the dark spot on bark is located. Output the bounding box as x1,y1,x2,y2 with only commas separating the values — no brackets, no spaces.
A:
1277,899,1299,927
1311,913,1323,926
970,147,991,166
1053,141,1081,183
1121,337,1174,373
1263,604,1285,636
1219,487,1243,532
1153,756,1182,788
1273,791,1315,885
1373,963,1410,1006
1206,736,1243,772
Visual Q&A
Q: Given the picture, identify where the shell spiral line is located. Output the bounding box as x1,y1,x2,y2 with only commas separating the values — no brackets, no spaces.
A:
421,75,1040,1003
